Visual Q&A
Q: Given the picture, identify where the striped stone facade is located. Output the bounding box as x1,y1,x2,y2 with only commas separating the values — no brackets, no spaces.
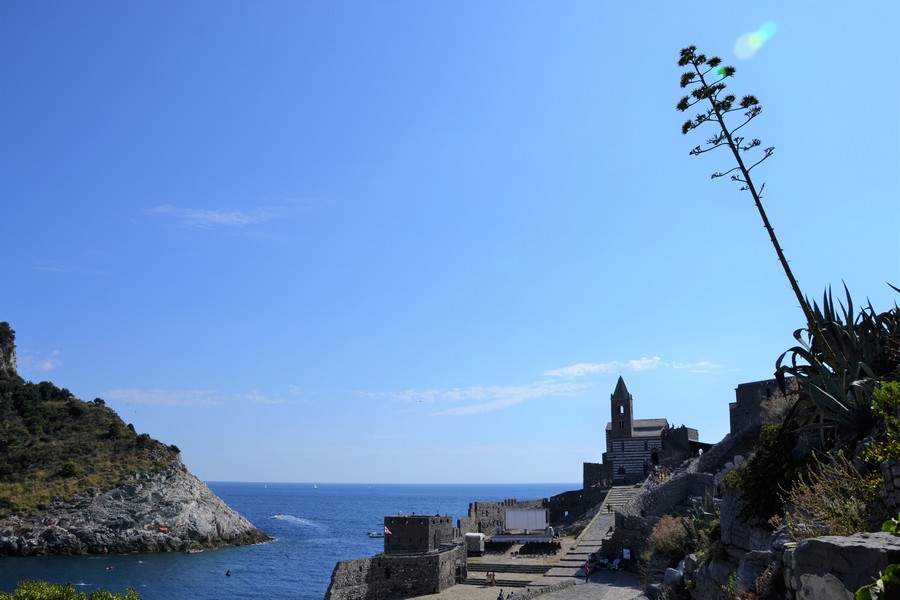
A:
602,376,668,484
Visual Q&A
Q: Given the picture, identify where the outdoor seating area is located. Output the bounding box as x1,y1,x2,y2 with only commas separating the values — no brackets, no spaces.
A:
517,541,561,556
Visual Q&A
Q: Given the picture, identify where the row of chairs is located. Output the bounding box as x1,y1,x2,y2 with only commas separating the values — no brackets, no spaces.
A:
484,541,514,554
518,542,561,555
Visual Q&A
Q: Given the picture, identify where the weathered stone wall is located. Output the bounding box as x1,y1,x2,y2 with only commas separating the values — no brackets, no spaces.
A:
882,460,900,515
583,462,605,491
456,498,545,536
697,423,761,475
602,471,714,563
384,515,452,554
547,488,603,524
324,544,466,600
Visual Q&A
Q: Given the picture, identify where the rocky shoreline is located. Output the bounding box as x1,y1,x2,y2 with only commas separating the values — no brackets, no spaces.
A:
0,457,270,556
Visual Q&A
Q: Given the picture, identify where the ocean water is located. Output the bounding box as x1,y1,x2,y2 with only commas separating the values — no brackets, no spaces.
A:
0,482,576,600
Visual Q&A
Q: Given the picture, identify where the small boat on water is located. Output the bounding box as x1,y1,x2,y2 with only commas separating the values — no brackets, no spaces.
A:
367,531,384,538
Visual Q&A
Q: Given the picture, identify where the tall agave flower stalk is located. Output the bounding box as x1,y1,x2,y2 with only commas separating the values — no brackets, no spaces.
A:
676,46,900,447
675,45,840,371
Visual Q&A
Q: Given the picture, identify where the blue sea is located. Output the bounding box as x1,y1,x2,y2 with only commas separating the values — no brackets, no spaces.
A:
0,482,576,600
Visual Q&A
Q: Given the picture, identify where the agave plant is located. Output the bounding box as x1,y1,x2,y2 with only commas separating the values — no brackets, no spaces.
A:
777,285,900,448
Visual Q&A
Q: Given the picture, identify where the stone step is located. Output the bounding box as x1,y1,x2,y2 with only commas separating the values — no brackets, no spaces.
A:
466,564,550,574
461,578,530,588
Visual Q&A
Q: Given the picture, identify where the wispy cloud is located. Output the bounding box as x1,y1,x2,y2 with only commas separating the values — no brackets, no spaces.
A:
672,360,726,373
144,198,318,231
19,350,63,373
103,389,221,406
544,356,662,377
393,381,590,417
545,356,724,377
104,387,298,407
32,262,109,276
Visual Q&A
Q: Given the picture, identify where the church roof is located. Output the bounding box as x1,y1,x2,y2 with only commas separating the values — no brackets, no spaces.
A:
605,418,669,437
612,376,630,399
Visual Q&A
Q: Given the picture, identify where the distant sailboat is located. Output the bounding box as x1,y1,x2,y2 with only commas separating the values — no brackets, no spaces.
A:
313,484,318,489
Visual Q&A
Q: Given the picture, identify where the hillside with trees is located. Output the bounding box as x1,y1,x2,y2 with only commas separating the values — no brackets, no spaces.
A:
0,323,178,517
0,322,269,555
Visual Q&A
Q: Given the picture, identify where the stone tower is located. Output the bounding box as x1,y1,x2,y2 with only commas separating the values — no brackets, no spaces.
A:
0,322,17,378
609,376,634,439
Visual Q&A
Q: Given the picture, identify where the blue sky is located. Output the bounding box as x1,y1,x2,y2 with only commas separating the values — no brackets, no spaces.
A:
2,1,898,484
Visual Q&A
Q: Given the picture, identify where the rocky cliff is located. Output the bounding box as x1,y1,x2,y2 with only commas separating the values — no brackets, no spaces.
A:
0,322,270,556
0,456,270,556
0,322,16,378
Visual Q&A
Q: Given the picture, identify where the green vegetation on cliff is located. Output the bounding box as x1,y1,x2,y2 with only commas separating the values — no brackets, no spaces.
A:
0,581,141,600
0,328,178,517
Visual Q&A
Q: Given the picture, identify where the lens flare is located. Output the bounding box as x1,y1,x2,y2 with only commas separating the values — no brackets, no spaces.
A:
735,20,778,59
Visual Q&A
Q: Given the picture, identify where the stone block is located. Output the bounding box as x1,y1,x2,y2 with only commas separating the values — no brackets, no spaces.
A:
736,550,774,595
792,532,900,595
797,573,852,600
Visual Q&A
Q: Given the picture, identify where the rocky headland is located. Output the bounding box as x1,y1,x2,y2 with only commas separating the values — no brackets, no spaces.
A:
0,457,270,556
0,322,270,556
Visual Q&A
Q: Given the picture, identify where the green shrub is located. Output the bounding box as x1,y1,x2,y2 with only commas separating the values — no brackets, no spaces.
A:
0,376,177,516
730,421,803,526
0,581,142,599
782,451,887,540
648,515,701,565
864,381,900,465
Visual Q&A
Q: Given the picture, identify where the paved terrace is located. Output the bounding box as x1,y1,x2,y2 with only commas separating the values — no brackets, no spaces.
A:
409,484,646,600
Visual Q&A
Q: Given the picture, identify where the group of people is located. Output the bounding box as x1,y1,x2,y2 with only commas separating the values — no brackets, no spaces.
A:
496,590,516,600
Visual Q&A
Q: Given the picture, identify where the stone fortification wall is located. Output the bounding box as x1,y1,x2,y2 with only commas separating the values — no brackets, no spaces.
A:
324,544,466,600
697,423,760,475
603,471,714,563
547,488,601,524
456,498,545,536
384,515,452,554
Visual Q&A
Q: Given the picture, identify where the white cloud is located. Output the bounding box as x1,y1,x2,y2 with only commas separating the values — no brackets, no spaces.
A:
103,388,298,406
672,360,726,373
144,198,318,231
103,389,220,406
19,349,63,373
394,381,590,417
545,356,662,377
543,362,619,377
626,356,662,371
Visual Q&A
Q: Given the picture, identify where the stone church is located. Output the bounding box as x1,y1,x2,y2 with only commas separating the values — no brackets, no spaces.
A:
584,376,708,487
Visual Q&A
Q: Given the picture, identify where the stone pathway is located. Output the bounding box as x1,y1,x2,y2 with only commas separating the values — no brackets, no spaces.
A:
535,485,640,587
536,570,644,600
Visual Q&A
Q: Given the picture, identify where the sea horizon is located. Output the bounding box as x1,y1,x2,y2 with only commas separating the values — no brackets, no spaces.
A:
0,481,577,600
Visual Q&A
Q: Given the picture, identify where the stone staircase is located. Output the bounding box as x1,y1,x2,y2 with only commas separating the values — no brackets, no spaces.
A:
603,485,640,514
462,563,550,588
533,485,642,585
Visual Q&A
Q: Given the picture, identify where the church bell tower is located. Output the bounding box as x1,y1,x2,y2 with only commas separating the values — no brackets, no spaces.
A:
610,376,634,439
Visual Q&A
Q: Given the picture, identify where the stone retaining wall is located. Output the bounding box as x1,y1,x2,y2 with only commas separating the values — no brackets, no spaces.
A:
324,544,467,600
603,471,714,564
457,498,545,536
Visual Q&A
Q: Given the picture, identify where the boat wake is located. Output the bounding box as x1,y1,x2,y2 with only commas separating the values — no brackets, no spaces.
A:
272,514,323,529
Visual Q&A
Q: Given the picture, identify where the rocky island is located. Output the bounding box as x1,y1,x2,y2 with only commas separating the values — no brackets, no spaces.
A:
0,322,270,556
